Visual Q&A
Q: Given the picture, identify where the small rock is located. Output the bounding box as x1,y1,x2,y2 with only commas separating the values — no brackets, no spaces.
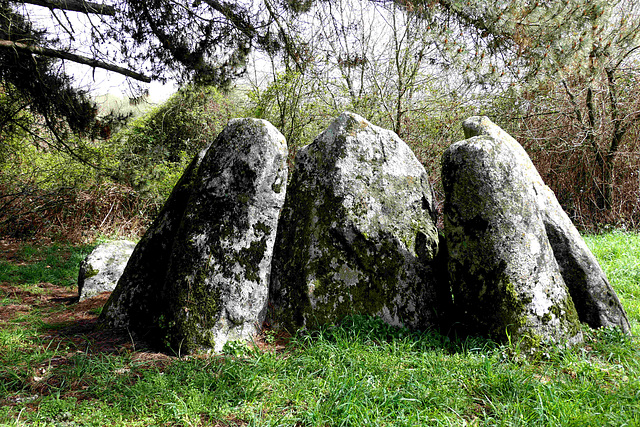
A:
78,240,136,301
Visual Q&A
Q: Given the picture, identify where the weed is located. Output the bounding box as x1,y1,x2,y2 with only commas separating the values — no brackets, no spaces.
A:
222,340,252,358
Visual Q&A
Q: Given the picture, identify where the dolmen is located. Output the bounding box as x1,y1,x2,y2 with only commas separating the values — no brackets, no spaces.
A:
99,112,630,354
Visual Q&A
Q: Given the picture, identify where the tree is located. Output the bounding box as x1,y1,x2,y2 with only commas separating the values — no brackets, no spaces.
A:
1,2,96,139
473,0,640,224
241,0,640,228
105,0,314,88
0,0,315,149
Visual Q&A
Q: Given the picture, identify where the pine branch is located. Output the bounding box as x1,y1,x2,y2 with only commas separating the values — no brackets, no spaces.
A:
0,39,152,82
17,0,116,16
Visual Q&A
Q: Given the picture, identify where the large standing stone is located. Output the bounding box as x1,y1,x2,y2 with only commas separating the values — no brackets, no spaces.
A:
443,132,583,347
99,142,209,342
462,116,630,333
101,119,288,353
269,112,448,332
78,240,136,301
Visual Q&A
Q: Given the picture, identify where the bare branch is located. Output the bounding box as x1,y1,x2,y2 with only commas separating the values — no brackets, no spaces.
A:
17,0,116,16
0,39,152,83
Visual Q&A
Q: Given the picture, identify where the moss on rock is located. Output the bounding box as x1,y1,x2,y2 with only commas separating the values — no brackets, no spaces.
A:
443,133,583,349
269,112,447,333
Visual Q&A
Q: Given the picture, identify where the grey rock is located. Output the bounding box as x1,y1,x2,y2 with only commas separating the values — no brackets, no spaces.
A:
100,141,209,337
462,116,630,333
269,112,448,332
443,132,583,347
101,118,288,353
78,240,136,301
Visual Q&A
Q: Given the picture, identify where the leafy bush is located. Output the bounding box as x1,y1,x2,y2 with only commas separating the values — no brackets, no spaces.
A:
246,70,335,162
0,140,99,239
110,85,241,204
0,84,248,241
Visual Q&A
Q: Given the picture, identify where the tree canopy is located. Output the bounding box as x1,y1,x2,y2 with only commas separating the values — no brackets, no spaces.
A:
2,0,639,153
0,0,310,144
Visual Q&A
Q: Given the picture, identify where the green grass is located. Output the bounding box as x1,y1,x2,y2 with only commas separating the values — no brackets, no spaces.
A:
0,233,639,426
0,243,94,288
584,230,640,336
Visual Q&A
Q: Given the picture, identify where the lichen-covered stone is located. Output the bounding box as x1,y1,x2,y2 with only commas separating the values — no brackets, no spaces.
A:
443,133,583,348
269,112,448,332
100,142,210,337
78,240,136,301
101,119,288,353
462,116,630,334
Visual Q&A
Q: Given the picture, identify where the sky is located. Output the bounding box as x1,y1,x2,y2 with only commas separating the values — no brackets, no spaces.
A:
68,62,178,105
18,1,178,105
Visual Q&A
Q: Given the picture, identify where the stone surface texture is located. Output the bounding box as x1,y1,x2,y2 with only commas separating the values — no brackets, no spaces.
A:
101,118,288,353
78,240,136,301
443,132,583,347
100,141,211,337
269,112,448,332
462,116,630,333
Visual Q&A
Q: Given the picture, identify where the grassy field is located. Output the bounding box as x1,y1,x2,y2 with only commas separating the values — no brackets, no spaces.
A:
0,232,639,426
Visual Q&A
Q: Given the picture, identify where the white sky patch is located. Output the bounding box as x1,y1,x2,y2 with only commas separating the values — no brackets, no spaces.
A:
15,2,178,105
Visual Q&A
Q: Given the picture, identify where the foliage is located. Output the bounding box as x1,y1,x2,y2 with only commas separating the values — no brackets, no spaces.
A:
0,232,638,425
0,140,98,239
0,0,300,174
108,0,300,87
0,2,97,129
109,84,241,204
247,69,334,160
0,85,31,168
401,0,640,90
0,130,152,241
2,0,640,242
0,2,104,163
0,83,246,242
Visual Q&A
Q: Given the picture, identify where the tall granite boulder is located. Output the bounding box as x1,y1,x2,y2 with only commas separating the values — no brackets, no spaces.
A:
101,118,288,353
462,116,630,333
78,239,136,301
443,132,583,347
269,112,449,332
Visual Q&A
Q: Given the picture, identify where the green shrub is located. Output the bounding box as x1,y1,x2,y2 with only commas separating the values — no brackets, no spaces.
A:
110,85,240,203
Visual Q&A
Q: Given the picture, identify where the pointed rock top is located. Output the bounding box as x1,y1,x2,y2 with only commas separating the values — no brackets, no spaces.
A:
313,112,425,178
462,116,523,148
